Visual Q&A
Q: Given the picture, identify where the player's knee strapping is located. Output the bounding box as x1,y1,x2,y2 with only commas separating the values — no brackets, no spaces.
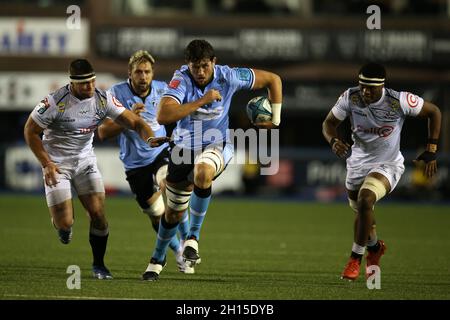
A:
360,176,387,202
142,194,165,217
165,185,192,211
195,148,224,177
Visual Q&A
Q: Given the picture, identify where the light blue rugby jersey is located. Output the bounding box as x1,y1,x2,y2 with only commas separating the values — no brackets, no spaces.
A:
109,79,168,170
163,65,255,150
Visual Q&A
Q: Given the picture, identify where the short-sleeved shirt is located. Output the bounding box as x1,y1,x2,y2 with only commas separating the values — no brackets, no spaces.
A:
31,85,125,162
331,87,424,168
163,64,255,150
109,80,168,171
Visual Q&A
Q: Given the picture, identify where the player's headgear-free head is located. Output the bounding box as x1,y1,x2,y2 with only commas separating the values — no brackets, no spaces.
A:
128,50,155,71
359,62,385,86
69,59,96,83
184,39,215,63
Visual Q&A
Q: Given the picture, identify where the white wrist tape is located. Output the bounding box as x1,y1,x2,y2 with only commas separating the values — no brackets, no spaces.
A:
271,103,281,126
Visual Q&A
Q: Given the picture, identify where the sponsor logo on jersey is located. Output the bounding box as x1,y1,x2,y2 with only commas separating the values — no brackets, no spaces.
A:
390,98,400,111
169,79,181,89
370,107,401,121
57,102,65,113
83,164,97,175
350,94,362,106
36,98,51,114
356,125,394,137
237,68,251,81
406,93,419,108
60,118,75,122
79,127,95,134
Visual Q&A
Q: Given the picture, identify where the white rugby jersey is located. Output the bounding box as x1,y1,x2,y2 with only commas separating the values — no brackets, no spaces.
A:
331,87,424,167
31,85,126,161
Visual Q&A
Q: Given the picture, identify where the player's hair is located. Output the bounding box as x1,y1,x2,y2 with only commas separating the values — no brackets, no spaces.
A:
128,50,155,71
359,62,386,86
69,59,95,82
184,39,215,63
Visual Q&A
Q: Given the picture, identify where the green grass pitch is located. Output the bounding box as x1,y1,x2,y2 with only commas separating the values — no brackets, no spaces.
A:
0,195,449,300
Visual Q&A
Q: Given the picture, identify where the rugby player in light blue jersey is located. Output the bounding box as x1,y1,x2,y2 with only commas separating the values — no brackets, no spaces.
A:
97,50,193,274
142,39,283,281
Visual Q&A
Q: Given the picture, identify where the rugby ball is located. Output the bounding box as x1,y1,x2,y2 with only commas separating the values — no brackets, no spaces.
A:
246,96,272,124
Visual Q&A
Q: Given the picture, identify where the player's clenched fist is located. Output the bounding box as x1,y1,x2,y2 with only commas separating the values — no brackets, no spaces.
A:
330,137,350,159
131,103,145,116
203,89,222,104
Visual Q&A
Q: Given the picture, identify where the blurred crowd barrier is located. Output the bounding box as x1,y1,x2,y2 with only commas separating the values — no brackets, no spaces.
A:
2,145,449,201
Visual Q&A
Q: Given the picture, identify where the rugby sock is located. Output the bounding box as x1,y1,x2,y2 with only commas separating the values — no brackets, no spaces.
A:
188,186,211,241
89,227,109,267
152,216,179,263
178,210,190,241
351,242,365,261
151,220,181,253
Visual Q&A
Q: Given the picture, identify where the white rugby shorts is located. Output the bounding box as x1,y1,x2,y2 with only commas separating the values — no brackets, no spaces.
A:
43,156,105,207
345,162,405,192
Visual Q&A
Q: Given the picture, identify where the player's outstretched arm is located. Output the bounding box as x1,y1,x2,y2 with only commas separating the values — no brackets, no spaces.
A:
252,69,282,127
322,111,350,158
414,101,442,178
114,109,168,147
97,118,124,141
98,103,146,140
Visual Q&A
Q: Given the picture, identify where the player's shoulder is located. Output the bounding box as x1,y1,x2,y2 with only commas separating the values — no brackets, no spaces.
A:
167,67,190,91
215,64,245,75
217,64,253,84
170,66,191,85
152,79,168,90
95,87,108,100
110,80,129,93
384,87,401,100
344,86,364,107
175,65,190,79
215,64,232,73
49,84,70,105
347,86,360,96
395,88,422,110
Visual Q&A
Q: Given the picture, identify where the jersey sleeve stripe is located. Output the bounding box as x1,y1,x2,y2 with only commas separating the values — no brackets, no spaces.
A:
162,94,181,105
249,68,256,89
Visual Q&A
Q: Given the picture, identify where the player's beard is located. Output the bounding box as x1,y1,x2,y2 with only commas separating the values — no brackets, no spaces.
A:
133,81,150,96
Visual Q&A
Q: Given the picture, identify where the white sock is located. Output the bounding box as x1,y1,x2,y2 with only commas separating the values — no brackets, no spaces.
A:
352,242,366,255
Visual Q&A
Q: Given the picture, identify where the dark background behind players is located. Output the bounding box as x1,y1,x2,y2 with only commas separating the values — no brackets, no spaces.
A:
0,0,448,201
